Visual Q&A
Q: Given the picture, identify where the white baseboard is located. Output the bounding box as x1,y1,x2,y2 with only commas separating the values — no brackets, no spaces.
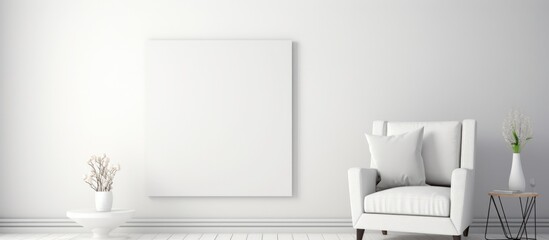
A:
0,219,351,233
0,218,547,233
0,218,351,228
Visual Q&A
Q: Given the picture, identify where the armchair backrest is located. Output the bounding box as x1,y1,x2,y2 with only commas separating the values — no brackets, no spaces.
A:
372,120,476,186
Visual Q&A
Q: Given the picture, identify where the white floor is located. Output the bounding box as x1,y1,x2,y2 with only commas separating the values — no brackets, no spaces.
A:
0,233,547,240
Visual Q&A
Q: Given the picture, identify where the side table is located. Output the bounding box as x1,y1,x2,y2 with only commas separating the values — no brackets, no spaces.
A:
67,209,135,240
484,192,538,240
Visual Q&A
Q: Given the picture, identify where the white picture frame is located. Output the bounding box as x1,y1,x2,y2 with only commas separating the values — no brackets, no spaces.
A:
145,40,293,197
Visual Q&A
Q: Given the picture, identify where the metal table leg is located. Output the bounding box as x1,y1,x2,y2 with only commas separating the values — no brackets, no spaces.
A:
485,196,537,240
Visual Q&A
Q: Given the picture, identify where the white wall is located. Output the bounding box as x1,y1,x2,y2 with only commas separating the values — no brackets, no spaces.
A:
1,0,549,222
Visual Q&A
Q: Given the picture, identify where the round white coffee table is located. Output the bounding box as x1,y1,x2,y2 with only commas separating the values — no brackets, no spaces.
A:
67,209,135,240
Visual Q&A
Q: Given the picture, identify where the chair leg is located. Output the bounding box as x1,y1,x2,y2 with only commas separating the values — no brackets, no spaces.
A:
463,226,470,237
356,229,365,240
453,236,461,240
381,230,387,235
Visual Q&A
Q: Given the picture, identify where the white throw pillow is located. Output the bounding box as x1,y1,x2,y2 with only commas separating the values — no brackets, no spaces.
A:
366,127,426,190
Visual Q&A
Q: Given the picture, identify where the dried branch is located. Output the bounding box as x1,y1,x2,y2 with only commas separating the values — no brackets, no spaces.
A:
83,154,121,192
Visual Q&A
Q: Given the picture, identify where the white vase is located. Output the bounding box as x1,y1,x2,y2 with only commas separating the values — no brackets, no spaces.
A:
95,191,113,212
508,153,526,192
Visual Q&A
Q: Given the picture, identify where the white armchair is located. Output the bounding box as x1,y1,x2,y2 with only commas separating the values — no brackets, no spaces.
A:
348,120,476,240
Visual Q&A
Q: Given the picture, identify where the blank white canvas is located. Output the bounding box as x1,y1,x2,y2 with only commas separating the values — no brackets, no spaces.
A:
145,40,292,196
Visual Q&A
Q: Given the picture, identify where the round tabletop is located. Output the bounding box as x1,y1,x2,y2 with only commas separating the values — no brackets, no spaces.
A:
488,192,539,198
67,209,135,218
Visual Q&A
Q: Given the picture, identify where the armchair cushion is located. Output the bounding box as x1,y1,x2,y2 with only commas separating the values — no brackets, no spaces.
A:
386,121,462,186
364,186,450,217
366,127,426,189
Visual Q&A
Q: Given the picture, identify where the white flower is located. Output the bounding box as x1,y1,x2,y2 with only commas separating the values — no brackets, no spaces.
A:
83,174,93,183
502,109,533,153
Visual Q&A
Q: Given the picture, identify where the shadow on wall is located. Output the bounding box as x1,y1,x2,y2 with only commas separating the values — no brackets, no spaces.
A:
292,41,300,197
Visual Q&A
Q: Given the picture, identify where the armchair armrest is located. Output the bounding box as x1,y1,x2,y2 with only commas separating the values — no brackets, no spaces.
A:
348,168,377,227
450,168,475,233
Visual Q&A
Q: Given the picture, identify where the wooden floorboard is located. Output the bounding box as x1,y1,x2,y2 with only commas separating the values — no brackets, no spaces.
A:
248,233,262,240
139,234,159,240
262,233,278,240
199,234,217,240
321,234,338,240
278,234,292,240
292,233,308,240
306,234,324,240
168,234,188,240
154,233,173,240
336,234,353,240
215,234,232,240
232,233,248,240
184,234,203,240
